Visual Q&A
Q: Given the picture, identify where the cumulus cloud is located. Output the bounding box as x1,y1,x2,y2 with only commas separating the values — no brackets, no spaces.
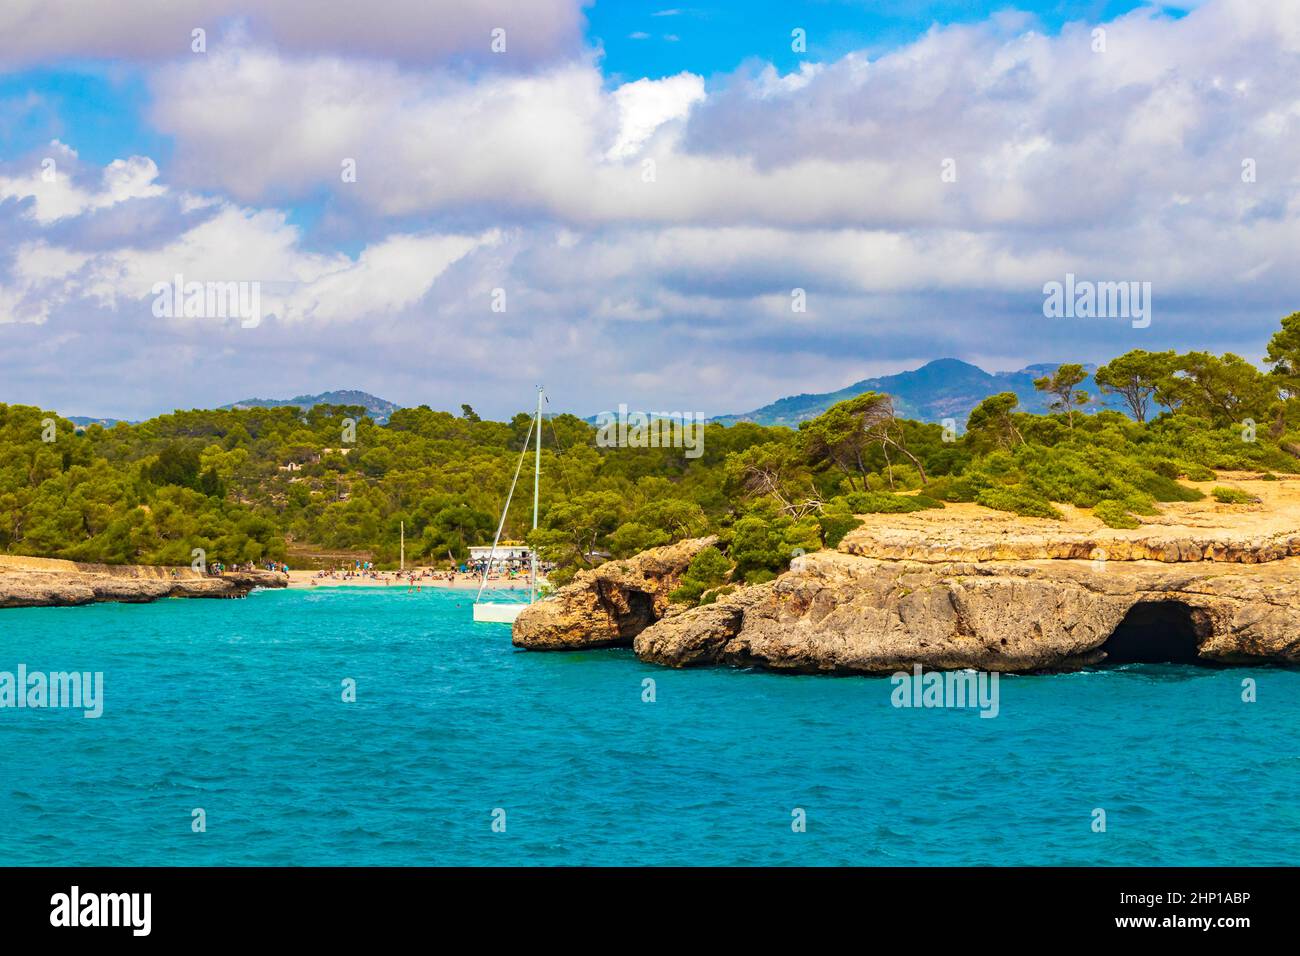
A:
141,0,1300,241
0,143,165,224
607,72,705,159
0,146,499,335
4,0,1300,419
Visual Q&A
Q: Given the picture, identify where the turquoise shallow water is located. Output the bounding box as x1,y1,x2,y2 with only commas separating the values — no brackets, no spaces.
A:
0,586,1296,866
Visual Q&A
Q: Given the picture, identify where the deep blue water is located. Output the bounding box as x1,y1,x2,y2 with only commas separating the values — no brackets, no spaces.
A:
0,587,1296,866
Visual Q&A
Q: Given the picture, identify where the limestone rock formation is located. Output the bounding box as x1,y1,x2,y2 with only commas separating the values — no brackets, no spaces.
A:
513,478,1300,673
512,536,716,650
0,555,287,609
634,550,1300,672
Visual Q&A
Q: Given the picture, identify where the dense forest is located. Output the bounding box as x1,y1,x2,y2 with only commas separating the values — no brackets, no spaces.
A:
5,312,1300,594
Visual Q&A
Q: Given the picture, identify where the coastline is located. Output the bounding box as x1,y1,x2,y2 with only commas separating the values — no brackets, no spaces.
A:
515,474,1300,672
285,570,543,591
0,555,286,608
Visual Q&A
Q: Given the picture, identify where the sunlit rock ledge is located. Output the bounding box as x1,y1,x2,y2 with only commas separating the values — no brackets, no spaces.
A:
634,551,1300,672
0,555,287,608
840,475,1300,564
516,476,1300,673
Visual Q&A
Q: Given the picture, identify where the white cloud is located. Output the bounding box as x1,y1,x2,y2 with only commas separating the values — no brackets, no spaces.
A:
0,144,165,223
273,231,498,323
1,162,496,331
607,72,705,159
132,0,1300,244
0,241,89,324
6,0,1300,418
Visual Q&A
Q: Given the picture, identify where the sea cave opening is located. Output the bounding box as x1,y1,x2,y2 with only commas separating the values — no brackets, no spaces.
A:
1100,601,1209,665
616,588,657,639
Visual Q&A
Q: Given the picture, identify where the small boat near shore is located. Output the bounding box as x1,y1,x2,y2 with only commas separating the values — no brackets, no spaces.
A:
472,387,545,624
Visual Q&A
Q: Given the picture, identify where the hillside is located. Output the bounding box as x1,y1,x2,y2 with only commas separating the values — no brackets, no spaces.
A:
222,390,401,424
711,359,1099,428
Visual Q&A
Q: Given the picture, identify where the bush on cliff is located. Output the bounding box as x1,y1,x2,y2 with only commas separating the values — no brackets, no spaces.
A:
924,475,979,502
974,487,1063,520
669,546,733,604
1211,486,1258,504
726,507,822,585
699,584,737,606
837,491,943,514
1093,499,1142,529
816,513,863,549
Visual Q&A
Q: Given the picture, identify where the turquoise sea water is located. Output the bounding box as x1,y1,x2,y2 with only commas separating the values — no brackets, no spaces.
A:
0,586,1296,866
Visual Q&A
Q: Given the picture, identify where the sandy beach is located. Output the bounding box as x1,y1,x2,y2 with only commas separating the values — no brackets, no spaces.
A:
285,570,542,590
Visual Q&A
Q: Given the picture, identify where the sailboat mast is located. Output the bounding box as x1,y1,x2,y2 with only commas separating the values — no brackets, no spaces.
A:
530,386,542,604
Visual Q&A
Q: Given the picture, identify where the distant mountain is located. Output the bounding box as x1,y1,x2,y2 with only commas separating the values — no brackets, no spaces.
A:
711,359,1101,428
222,390,401,424
68,416,133,428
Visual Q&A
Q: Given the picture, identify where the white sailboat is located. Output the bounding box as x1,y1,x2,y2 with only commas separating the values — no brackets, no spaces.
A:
472,386,544,624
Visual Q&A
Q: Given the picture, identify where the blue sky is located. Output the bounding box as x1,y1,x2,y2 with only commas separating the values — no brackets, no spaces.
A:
0,0,1292,420
0,67,168,168
589,1,1174,80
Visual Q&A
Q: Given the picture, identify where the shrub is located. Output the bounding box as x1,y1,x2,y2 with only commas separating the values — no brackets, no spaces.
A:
1094,499,1141,529
1133,472,1204,503
975,486,1063,519
1211,486,1258,504
839,491,943,514
700,584,737,606
727,512,821,585
925,475,979,502
817,513,863,549
669,545,732,604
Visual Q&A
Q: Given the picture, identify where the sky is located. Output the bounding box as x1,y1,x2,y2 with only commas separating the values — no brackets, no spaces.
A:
0,0,1296,420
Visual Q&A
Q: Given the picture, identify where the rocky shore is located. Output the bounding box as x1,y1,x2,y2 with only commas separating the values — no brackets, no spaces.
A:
0,555,287,609
514,476,1300,673
511,537,716,649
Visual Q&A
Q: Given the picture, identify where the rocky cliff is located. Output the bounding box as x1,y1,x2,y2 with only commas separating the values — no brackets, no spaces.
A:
512,537,716,650
0,555,287,608
512,477,1300,673
633,550,1300,672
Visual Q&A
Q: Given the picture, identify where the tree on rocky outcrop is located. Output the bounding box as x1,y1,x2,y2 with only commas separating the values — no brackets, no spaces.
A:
1264,313,1300,436
668,545,733,604
1033,364,1091,428
964,392,1025,451
728,507,822,585
530,489,625,577
1164,352,1277,428
724,442,822,518
798,392,927,490
607,500,709,558
1265,311,1300,396
1093,350,1178,423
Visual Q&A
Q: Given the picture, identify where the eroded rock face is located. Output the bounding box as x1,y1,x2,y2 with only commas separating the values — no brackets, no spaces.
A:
0,556,287,608
515,478,1300,673
512,537,716,650
633,550,1300,673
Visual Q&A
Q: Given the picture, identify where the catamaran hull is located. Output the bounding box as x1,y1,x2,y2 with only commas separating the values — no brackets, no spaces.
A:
473,602,528,624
